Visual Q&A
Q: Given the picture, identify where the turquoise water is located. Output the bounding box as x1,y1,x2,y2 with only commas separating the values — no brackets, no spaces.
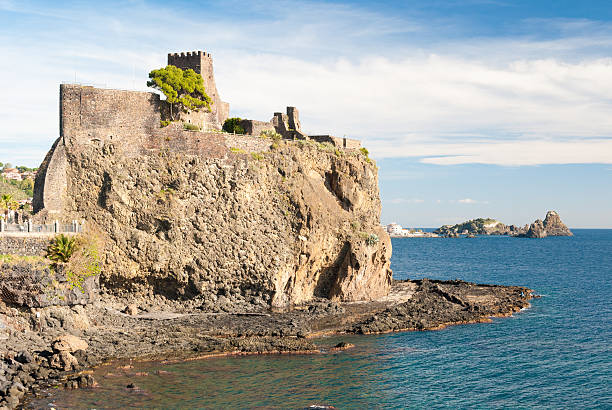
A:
36,230,611,408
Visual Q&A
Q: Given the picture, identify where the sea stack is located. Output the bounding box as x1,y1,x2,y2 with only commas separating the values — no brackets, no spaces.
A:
521,211,573,238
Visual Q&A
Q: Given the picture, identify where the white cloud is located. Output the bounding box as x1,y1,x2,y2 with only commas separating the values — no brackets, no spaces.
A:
3,1,612,168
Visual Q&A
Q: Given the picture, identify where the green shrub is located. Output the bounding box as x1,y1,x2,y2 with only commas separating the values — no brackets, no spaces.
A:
230,147,246,154
160,120,171,128
183,122,200,131
64,232,103,291
365,233,379,246
359,147,372,163
46,234,77,263
223,117,245,134
251,152,264,160
359,231,379,247
260,130,283,142
156,187,175,201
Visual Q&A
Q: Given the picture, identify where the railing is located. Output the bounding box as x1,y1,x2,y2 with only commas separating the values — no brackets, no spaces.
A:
0,220,84,234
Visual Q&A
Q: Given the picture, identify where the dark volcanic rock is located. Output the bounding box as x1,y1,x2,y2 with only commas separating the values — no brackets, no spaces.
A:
0,261,99,308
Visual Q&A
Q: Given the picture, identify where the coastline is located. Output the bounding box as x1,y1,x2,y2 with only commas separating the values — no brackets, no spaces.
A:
1,278,535,408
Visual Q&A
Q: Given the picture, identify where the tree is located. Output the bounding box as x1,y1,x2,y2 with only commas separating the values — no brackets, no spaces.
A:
47,234,77,263
223,117,245,134
147,65,212,120
0,194,12,221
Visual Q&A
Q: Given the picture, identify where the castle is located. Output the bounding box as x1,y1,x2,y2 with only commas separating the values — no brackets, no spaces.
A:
33,50,360,217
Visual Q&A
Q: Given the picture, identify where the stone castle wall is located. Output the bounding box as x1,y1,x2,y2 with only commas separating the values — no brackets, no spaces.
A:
60,84,161,145
240,119,276,136
167,51,229,128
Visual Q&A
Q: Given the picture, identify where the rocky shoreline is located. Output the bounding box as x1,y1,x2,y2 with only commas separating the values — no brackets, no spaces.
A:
0,279,535,409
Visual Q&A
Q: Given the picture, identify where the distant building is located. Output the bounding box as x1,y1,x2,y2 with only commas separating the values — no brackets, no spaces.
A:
21,171,36,180
2,168,22,181
387,223,403,235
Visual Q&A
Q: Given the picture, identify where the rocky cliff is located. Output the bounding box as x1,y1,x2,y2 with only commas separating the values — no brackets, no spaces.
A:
519,211,573,238
45,133,391,308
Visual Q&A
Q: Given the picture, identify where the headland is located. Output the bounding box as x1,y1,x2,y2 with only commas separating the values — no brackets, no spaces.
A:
0,49,535,409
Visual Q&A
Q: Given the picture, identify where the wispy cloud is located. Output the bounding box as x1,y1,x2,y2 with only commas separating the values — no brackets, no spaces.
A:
3,1,612,168
388,198,425,204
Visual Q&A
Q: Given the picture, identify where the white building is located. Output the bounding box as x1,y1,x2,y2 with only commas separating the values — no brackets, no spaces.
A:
2,168,22,181
387,223,403,235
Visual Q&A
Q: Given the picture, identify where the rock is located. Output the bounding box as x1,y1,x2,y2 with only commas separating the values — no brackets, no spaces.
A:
49,351,79,371
519,211,572,238
0,262,100,308
330,342,354,351
65,374,96,389
124,304,139,316
524,219,547,238
13,352,32,365
52,335,88,353
542,210,573,236
35,125,391,309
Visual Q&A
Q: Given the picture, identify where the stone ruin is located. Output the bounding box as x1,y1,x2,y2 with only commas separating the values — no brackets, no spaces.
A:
33,50,361,217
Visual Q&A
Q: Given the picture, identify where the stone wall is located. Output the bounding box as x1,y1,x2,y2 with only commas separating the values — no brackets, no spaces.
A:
310,135,361,150
167,51,229,129
60,84,161,146
224,134,273,153
240,119,276,136
0,236,50,256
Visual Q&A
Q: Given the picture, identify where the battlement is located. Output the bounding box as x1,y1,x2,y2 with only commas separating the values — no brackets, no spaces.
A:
168,51,212,58
167,50,229,128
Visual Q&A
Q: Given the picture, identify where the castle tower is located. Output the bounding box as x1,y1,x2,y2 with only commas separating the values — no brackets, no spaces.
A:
167,51,230,129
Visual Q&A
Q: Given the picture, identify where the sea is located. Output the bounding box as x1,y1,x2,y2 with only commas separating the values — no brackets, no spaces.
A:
31,229,611,409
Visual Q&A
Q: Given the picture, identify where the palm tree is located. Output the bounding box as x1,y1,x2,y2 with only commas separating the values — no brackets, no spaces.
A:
0,194,12,221
8,200,19,223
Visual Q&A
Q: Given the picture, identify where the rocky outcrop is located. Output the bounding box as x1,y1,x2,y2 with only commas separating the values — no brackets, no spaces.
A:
519,211,573,238
434,218,510,237
435,211,572,239
39,134,391,308
0,261,99,308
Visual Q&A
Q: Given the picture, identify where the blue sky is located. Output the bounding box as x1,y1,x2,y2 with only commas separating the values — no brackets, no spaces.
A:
1,0,611,227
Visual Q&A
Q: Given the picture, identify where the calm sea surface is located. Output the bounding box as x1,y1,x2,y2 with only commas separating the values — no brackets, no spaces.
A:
33,230,611,409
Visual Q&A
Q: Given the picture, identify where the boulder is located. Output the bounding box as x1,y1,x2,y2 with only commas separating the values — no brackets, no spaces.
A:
52,335,88,353
49,351,79,371
123,304,139,315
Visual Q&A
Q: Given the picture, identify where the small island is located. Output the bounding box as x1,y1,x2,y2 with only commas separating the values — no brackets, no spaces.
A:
434,211,573,238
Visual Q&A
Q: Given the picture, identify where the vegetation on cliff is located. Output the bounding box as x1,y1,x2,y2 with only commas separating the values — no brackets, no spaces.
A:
223,117,245,134
147,65,212,119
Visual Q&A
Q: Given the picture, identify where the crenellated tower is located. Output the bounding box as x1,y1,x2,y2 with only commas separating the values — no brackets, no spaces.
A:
167,51,229,130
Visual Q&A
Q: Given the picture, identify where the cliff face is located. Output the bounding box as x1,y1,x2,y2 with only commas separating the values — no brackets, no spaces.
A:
54,134,391,308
